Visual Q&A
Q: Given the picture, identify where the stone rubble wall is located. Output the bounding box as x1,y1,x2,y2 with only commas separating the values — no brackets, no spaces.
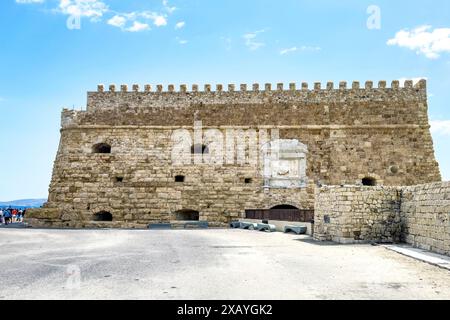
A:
313,186,402,243
401,182,450,255
314,182,450,256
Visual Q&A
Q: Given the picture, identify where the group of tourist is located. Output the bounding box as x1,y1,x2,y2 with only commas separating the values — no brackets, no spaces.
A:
0,208,27,225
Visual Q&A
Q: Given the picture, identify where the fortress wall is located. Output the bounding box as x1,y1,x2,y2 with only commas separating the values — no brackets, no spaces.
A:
282,127,440,186
52,123,440,191
45,124,439,227
37,79,441,227
45,128,315,227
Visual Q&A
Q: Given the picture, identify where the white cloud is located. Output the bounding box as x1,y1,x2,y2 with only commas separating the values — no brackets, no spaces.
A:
387,25,450,59
243,30,266,51
106,11,169,31
431,120,450,136
126,21,150,32
153,15,167,27
16,0,44,3
175,21,185,30
16,0,176,32
163,0,177,14
280,47,298,55
107,15,126,28
134,12,167,27
57,0,108,21
280,46,321,55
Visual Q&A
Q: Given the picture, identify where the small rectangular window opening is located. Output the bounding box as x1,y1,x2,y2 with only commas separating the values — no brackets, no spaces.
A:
175,175,185,183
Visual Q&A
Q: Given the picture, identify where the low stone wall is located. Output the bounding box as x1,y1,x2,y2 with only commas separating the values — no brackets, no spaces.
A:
401,182,450,255
313,186,402,243
26,208,148,229
26,208,63,228
314,182,450,256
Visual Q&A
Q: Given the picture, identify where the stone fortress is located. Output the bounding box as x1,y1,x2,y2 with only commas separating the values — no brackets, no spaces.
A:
28,79,449,255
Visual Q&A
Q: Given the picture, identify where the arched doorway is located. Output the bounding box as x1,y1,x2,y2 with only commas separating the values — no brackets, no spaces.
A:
92,143,111,154
175,210,200,221
269,205,302,221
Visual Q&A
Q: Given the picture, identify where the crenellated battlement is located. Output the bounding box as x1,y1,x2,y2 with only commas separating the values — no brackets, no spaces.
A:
57,78,431,129
86,79,428,114
95,80,426,94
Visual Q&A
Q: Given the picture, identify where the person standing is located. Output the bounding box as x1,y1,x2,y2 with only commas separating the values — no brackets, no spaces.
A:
0,209,4,225
4,209,11,225
12,208,17,223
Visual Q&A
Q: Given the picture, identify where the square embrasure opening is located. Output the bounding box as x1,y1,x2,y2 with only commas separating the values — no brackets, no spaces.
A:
175,175,185,183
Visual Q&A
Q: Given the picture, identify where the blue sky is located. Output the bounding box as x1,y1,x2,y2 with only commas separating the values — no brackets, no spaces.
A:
1,0,449,200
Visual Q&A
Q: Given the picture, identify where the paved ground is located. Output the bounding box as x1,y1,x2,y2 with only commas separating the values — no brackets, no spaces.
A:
1,228,450,300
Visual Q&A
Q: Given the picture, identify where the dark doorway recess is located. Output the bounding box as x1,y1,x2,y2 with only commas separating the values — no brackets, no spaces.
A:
93,211,113,221
175,175,185,182
362,177,377,186
246,205,314,222
175,210,200,221
93,143,111,154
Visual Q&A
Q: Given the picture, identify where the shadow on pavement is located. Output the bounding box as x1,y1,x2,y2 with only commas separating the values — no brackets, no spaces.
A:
0,223,31,229
293,237,340,246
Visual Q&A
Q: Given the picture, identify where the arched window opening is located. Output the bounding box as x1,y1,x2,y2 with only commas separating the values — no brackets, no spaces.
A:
92,143,111,154
93,211,113,222
271,205,299,210
362,177,377,186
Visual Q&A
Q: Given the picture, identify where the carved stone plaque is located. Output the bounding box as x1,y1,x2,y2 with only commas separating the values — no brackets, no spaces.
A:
262,139,308,189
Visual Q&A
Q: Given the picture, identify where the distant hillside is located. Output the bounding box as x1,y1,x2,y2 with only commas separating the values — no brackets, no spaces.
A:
0,199,46,208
